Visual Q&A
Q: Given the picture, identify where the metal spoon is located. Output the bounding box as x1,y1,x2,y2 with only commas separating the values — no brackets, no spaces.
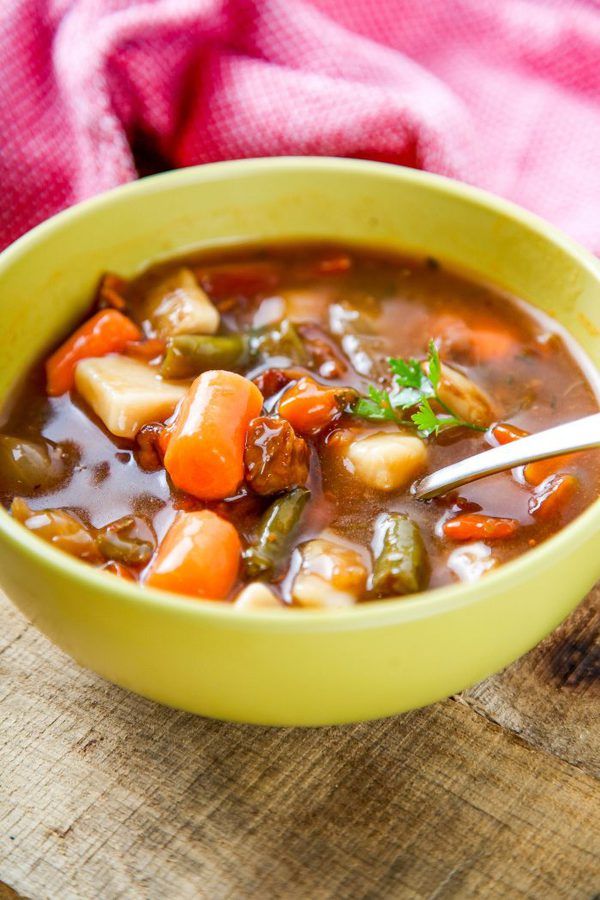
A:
412,412,600,501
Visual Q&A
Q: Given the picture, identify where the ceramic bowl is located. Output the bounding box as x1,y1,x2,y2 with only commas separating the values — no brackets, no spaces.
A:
0,158,598,725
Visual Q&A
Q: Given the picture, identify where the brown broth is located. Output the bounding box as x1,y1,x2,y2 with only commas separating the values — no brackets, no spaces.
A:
1,242,599,602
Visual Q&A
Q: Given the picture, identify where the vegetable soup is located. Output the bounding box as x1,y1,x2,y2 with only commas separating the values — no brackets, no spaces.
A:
1,243,598,610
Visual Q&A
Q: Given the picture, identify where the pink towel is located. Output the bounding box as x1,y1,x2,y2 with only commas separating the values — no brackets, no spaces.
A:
2,0,600,252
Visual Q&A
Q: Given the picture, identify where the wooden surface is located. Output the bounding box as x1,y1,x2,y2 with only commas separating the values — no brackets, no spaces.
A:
1,587,598,900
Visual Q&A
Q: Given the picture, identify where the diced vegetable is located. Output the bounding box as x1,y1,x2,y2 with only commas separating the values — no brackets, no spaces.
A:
10,498,102,561
328,301,387,378
432,315,518,363
196,261,280,299
0,436,69,495
123,338,166,363
96,272,128,311
345,431,427,492
164,370,263,500
372,513,428,596
46,309,142,396
96,515,155,567
524,455,578,486
491,422,529,445
278,376,356,436
160,334,248,380
434,363,496,427
244,487,310,579
283,288,333,324
490,422,577,485
249,319,308,366
244,416,309,495
446,542,497,583
234,583,283,610
144,268,220,338
291,538,368,608
75,355,187,440
315,253,352,275
145,510,241,599
529,474,577,520
443,513,519,541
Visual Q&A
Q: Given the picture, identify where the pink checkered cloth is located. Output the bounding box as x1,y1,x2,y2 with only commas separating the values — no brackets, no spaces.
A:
2,0,600,251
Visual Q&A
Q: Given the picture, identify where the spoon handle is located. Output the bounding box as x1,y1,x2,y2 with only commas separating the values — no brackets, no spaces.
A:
412,412,600,501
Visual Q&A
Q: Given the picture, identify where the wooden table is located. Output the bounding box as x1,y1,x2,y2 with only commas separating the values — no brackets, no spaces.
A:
1,587,598,899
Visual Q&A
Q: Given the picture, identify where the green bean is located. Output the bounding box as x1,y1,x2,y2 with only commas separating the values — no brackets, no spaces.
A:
243,487,310,579
0,435,67,494
372,513,429,596
96,516,155,567
161,334,248,379
249,319,309,366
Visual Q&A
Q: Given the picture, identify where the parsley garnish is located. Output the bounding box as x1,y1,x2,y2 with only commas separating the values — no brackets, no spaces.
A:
352,340,486,437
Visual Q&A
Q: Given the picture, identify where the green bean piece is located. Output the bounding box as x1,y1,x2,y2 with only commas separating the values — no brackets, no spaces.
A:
96,516,155,567
249,319,309,366
161,334,248,379
0,435,67,495
372,513,429,596
244,487,311,579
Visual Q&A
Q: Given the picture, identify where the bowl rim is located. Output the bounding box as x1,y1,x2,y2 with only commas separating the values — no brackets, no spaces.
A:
1,155,599,633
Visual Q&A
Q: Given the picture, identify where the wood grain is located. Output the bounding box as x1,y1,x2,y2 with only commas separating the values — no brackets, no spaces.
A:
1,590,598,900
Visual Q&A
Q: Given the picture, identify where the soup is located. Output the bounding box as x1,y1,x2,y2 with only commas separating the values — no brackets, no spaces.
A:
1,242,598,609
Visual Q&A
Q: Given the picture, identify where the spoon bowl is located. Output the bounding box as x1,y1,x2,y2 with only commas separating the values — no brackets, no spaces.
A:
412,413,600,500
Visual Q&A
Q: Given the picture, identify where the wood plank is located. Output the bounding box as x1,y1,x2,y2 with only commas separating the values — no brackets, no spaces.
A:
0,595,598,899
461,587,599,777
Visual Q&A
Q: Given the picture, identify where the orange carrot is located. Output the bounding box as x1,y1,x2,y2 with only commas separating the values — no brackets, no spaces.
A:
524,455,579,486
145,510,241,599
46,309,142,396
490,423,577,485
491,422,529,445
278,376,350,436
470,328,518,362
443,513,519,541
528,474,578,520
164,370,263,500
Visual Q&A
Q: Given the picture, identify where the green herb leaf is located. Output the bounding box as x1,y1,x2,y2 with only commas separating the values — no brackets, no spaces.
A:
410,400,441,436
351,341,487,437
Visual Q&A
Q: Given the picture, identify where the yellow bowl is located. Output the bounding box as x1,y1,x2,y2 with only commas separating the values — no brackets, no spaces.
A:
0,158,599,725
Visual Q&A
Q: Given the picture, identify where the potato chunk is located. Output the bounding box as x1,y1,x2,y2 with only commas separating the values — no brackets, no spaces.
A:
292,538,368,609
234,583,283,611
435,363,495,427
144,267,219,338
345,432,427,492
75,355,187,439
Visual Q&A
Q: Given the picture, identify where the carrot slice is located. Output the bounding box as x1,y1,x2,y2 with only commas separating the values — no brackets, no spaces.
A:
443,513,519,541
46,310,142,396
470,328,518,362
524,455,579,486
491,422,529,445
529,474,578,520
164,370,263,500
145,510,241,599
278,376,352,436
